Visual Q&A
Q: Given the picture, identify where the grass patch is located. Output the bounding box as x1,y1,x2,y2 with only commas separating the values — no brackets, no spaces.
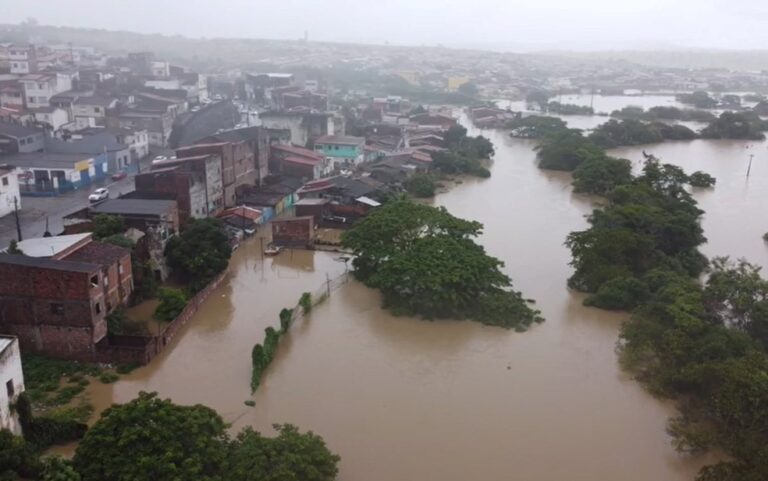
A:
22,355,101,411
99,372,120,384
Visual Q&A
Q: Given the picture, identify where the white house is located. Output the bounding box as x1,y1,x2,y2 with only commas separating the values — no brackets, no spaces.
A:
20,72,75,109
31,106,71,134
0,165,20,218
0,336,25,436
8,45,36,74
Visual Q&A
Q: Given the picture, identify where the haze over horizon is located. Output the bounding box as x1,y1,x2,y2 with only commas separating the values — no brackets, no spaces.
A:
3,0,768,52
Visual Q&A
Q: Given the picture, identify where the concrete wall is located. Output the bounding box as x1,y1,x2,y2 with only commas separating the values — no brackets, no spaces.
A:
260,115,307,147
0,337,24,435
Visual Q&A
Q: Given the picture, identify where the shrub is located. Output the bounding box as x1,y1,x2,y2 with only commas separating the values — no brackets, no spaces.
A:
279,308,294,333
153,288,187,322
405,174,436,198
688,171,716,188
98,372,119,384
299,292,312,314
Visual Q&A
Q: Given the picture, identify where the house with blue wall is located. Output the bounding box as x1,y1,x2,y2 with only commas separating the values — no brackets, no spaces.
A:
314,135,365,169
3,152,108,196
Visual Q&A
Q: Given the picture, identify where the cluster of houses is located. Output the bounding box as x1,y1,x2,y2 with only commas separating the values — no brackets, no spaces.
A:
0,40,463,375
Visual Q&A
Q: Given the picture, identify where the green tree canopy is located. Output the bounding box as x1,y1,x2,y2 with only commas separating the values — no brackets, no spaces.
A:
342,200,541,329
404,173,436,198
92,214,125,240
535,129,601,171
572,154,633,196
700,112,768,140
73,392,228,481
507,115,568,139
165,218,231,292
457,81,478,97
226,425,340,481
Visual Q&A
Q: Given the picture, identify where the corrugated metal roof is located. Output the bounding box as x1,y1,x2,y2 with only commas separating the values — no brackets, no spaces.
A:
14,233,91,258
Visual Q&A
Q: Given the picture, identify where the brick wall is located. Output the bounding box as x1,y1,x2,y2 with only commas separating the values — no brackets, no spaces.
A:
95,270,227,365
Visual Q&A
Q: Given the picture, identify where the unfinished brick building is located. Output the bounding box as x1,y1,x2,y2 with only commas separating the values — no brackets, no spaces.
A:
0,235,133,360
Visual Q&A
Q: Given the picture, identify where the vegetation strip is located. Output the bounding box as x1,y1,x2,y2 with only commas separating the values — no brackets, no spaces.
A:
536,123,768,480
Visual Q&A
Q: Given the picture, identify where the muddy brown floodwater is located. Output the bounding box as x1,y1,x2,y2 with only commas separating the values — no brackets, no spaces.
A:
68,110,767,480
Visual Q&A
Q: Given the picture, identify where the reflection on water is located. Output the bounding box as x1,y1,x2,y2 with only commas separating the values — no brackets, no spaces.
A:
68,111,768,480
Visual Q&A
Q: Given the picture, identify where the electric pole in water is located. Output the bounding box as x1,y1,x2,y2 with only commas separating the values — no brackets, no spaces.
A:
13,196,21,241
747,154,755,177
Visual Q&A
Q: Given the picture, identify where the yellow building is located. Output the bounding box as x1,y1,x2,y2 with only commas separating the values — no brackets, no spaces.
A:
447,76,470,92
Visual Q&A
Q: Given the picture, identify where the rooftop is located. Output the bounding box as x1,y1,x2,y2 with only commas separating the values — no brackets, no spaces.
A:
315,135,365,146
1,152,95,169
14,233,91,258
0,252,99,274
62,241,131,266
0,336,16,357
90,198,177,217
271,143,324,161
0,122,43,138
284,155,321,166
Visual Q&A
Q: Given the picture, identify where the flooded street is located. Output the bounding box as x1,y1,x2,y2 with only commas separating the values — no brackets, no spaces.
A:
75,107,768,480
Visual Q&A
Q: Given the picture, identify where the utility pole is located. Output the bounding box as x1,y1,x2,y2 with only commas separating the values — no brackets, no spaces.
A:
13,196,22,241
747,154,755,177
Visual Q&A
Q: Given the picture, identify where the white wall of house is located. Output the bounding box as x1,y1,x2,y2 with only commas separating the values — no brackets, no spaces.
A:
0,337,25,436
34,108,70,132
127,130,150,160
0,169,21,218
0,91,24,108
75,116,98,130
22,79,54,109
72,103,108,119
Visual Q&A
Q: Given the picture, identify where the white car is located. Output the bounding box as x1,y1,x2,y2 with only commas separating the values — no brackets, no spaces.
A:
89,188,109,203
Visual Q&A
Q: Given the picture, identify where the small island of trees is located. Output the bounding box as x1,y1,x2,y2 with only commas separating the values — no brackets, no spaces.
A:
341,200,542,330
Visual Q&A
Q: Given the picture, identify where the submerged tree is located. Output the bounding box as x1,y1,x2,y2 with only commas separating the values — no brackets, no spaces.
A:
342,200,542,329
165,218,231,292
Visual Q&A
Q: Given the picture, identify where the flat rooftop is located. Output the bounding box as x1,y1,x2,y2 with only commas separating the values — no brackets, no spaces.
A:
14,233,91,258
91,198,176,217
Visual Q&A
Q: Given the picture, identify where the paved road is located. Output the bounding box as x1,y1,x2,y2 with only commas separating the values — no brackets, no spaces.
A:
0,175,138,250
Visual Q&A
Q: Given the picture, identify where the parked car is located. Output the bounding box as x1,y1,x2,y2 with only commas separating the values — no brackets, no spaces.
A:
111,170,128,181
88,188,109,203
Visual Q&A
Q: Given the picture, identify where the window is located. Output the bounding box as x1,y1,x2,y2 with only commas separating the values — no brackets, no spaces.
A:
19,138,26,146
103,276,109,287
50,303,64,315
11,63,18,68
27,96,33,103
118,264,124,275
90,275,99,287
2,177,7,186
6,380,14,398
95,302,101,314
94,107,101,113
38,83,45,90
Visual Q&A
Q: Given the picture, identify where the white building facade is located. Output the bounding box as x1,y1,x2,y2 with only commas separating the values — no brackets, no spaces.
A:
0,166,20,218
0,336,25,435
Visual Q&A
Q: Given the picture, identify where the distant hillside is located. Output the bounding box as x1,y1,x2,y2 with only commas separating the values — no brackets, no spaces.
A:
2,23,767,72
540,49,768,71
0,23,318,71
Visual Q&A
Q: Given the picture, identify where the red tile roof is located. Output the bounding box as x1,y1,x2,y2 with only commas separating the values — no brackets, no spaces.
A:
284,156,320,166
271,144,324,161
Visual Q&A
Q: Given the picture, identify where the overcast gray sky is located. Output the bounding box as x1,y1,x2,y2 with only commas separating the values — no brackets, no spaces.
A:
3,0,768,51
